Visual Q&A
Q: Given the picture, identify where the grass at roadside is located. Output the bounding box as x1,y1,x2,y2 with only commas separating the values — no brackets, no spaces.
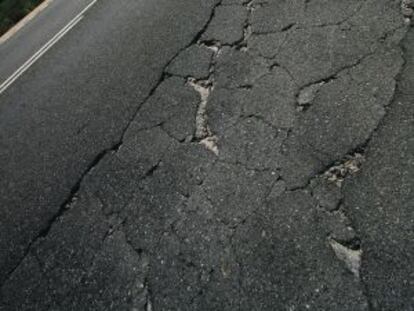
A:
0,0,44,36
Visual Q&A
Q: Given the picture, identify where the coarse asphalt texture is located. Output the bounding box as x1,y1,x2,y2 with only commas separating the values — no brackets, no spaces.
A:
0,0,413,310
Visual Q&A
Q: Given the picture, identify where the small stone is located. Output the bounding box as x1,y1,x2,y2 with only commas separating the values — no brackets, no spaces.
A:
298,82,324,106
402,6,413,17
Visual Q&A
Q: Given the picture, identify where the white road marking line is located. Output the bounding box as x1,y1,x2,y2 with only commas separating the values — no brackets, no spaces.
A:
0,0,98,96
0,0,54,45
0,16,83,94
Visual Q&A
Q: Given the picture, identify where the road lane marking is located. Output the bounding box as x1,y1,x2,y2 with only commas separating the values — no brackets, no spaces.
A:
0,0,98,96
0,16,83,94
0,0,54,45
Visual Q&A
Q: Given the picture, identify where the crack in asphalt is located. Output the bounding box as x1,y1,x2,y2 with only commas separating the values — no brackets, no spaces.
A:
2,1,412,309
0,0,224,293
0,145,119,291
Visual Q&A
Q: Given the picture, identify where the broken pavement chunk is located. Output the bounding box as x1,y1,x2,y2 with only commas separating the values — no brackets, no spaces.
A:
250,0,304,34
134,77,199,141
201,5,248,45
248,32,288,59
202,162,275,226
236,190,368,309
301,0,363,27
295,49,403,165
311,176,342,211
242,66,297,129
214,47,268,88
219,117,284,171
166,45,214,79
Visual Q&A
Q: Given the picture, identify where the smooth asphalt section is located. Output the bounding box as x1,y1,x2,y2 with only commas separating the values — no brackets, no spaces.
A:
0,0,219,286
0,0,94,89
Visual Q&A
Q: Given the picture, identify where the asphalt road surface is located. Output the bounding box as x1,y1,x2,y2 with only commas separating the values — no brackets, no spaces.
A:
0,0,413,310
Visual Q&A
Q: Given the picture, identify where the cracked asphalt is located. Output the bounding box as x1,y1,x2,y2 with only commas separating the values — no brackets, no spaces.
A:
0,0,413,310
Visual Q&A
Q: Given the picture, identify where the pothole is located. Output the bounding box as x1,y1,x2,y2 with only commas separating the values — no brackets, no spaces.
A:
187,78,219,155
323,153,364,187
329,238,362,278
200,136,219,156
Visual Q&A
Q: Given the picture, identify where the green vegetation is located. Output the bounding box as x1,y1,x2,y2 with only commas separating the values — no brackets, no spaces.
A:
0,0,44,35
